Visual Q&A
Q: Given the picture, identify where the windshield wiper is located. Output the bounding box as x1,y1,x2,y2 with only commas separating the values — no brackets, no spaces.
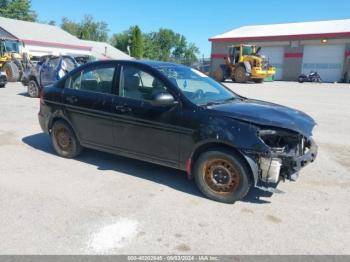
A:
201,101,224,107
223,97,237,103
200,97,238,107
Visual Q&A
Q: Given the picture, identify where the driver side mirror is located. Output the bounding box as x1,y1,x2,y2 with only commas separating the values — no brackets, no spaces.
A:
151,93,177,107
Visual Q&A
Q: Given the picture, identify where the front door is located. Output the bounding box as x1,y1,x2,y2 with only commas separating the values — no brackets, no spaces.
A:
62,63,117,148
111,64,182,167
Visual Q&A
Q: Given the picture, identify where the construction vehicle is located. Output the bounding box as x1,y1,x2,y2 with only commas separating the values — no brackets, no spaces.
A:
213,45,276,83
0,38,25,82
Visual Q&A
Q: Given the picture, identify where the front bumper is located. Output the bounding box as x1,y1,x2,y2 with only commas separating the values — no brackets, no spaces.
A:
21,76,29,86
251,67,276,78
260,137,318,183
292,137,318,175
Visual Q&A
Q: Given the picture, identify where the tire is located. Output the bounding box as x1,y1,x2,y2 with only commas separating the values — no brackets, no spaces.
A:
27,80,39,98
13,59,24,80
253,78,264,84
234,66,247,83
0,84,5,88
51,120,83,158
193,150,252,204
298,75,306,83
3,62,20,82
214,67,225,82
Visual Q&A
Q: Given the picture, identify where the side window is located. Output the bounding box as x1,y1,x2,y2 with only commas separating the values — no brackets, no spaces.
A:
47,57,60,68
68,66,115,94
62,57,76,72
120,65,167,101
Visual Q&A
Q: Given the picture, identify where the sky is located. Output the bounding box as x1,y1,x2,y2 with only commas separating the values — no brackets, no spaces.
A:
32,0,350,57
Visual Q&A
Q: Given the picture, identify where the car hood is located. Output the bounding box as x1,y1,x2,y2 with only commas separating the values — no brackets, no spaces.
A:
210,99,316,136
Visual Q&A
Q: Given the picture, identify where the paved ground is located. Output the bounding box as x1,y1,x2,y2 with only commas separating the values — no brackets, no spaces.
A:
0,81,349,255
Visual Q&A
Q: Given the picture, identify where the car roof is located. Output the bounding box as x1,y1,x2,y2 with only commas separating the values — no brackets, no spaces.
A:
83,59,186,69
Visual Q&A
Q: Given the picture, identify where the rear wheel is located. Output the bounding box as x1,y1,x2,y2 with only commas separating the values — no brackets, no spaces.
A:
3,62,20,82
214,67,225,82
193,150,252,204
51,120,83,158
27,80,39,98
234,66,247,83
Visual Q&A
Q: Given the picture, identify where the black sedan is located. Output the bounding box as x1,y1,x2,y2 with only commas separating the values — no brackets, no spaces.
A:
38,60,318,203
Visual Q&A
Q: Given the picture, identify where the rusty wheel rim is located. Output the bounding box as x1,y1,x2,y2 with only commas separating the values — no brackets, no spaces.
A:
55,127,72,151
203,159,240,194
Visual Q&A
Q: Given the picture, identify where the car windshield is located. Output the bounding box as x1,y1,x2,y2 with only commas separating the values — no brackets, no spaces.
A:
157,65,237,105
242,46,253,56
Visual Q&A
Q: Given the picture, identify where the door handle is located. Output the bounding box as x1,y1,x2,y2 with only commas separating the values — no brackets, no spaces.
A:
115,105,132,113
66,96,78,104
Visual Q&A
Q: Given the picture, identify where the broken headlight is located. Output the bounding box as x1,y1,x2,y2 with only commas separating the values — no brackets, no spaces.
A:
258,129,304,155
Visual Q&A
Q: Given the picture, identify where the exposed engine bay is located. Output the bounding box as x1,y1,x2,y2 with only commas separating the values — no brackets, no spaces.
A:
257,128,317,184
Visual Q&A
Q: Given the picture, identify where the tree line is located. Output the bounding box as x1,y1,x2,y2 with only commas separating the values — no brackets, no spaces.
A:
0,0,199,64
111,26,199,65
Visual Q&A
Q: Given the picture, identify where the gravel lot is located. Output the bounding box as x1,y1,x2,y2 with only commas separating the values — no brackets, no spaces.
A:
0,81,349,255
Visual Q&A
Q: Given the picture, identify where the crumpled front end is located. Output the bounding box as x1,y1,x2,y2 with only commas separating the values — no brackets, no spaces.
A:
256,128,318,184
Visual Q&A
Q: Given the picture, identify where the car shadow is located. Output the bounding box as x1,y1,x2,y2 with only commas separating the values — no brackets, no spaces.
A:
17,92,31,97
22,133,273,204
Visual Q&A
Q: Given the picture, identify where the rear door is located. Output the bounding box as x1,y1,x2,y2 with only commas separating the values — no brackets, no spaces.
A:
62,63,117,148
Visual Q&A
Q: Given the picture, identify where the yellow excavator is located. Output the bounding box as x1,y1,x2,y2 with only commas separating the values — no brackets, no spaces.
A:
0,38,25,82
213,45,276,83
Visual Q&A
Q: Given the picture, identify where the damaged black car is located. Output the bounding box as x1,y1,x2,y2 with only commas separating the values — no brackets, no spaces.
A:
38,60,318,203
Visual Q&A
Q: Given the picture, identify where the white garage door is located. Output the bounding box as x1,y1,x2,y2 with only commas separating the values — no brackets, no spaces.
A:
261,47,284,80
302,45,345,82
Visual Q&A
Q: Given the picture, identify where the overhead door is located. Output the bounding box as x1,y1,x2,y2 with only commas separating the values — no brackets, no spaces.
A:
261,47,284,80
302,45,345,82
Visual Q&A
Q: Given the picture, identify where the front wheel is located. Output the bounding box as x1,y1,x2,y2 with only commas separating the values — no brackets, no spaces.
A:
27,80,39,98
193,150,252,204
51,120,83,158
298,75,307,83
234,66,248,83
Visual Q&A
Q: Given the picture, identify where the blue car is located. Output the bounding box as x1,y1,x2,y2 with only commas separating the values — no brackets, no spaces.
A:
21,55,78,98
